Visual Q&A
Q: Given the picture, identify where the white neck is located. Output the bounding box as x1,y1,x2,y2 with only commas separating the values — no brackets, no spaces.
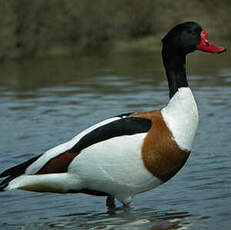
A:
161,87,199,151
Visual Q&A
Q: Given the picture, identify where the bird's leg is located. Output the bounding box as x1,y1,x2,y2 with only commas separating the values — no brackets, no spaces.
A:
106,195,115,209
123,202,131,209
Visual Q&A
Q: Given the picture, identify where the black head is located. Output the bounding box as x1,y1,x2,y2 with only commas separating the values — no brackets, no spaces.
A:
162,21,226,55
162,22,226,99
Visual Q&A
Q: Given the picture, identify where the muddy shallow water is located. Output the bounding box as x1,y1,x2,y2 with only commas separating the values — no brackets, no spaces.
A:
0,51,231,229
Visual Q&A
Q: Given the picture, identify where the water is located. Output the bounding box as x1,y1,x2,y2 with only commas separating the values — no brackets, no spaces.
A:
0,51,231,229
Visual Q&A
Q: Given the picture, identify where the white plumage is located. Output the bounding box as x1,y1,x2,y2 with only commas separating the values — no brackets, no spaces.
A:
161,87,199,151
68,133,161,204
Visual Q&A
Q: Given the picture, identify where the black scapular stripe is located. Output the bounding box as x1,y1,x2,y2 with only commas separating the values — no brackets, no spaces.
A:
69,117,152,153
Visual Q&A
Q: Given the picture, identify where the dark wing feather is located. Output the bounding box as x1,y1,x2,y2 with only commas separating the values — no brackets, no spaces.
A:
0,154,41,191
69,116,152,153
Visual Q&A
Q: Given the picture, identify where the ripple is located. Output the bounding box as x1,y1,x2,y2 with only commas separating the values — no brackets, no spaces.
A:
3,208,194,230
0,53,231,230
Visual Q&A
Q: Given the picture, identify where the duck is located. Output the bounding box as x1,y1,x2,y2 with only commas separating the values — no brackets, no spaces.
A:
0,22,226,209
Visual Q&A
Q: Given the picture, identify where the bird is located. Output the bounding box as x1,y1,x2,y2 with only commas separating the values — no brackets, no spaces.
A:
0,22,226,209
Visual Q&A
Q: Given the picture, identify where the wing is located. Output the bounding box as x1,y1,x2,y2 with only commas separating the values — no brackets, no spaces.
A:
0,113,151,190
33,115,152,174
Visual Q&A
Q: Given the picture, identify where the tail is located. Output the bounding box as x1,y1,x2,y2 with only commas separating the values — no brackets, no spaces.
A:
0,155,41,191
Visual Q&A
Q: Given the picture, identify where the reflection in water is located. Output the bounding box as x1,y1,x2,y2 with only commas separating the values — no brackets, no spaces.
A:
14,208,192,230
0,51,231,230
0,52,163,92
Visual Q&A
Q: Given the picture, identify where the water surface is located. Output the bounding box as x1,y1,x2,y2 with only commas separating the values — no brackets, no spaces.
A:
0,51,231,229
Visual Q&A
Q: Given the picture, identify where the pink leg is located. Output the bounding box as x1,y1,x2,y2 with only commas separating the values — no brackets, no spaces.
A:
106,196,116,209
123,202,131,209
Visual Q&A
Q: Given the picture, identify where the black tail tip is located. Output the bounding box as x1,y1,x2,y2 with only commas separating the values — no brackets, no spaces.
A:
0,183,7,192
0,187,5,192
0,174,8,192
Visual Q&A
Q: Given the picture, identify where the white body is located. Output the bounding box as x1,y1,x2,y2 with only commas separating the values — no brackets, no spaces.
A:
68,133,161,203
6,87,198,204
7,121,162,204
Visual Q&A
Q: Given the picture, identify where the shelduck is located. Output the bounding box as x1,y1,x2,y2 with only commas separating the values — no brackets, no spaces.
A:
0,22,226,209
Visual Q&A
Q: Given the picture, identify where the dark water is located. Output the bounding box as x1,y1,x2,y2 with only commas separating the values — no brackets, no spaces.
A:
0,51,231,230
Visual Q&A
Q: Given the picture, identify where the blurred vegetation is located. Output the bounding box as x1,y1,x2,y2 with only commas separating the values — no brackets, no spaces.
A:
0,0,230,60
